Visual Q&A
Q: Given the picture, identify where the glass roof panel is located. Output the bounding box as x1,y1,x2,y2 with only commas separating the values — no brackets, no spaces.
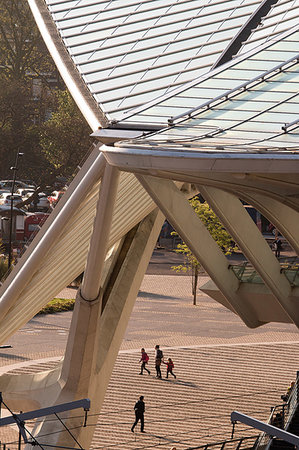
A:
239,0,299,54
120,27,299,153
43,0,262,120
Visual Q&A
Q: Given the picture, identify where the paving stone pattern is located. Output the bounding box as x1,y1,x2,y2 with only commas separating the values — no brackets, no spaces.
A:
91,343,299,449
1,274,299,449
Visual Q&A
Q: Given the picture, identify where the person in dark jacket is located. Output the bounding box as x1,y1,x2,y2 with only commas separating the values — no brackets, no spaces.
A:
155,344,163,378
131,396,145,433
273,238,282,257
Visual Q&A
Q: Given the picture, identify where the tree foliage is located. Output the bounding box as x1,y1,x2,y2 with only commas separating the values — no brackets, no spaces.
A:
172,197,237,304
40,90,92,178
0,0,54,82
0,0,91,188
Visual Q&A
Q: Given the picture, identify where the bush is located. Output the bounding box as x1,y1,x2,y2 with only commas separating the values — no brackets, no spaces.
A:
0,256,8,280
37,298,75,315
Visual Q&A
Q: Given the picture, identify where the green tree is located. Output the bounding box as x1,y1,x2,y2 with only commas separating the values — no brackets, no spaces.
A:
172,197,237,305
0,0,58,179
39,90,92,183
0,0,91,188
0,237,8,280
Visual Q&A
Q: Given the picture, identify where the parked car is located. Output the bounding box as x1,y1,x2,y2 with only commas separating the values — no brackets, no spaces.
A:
0,189,11,196
21,180,37,188
28,193,50,212
24,213,49,241
0,192,23,206
16,188,35,199
0,180,33,191
48,190,64,207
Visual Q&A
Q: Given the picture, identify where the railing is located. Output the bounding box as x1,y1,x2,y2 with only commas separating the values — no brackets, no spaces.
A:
229,262,263,284
229,259,299,286
254,372,299,449
0,443,11,450
280,264,299,286
187,434,259,450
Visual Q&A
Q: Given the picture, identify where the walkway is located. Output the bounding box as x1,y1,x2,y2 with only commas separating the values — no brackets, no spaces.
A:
1,273,299,449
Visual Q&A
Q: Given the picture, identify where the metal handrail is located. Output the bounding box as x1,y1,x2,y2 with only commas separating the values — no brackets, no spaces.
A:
168,54,299,123
229,259,299,286
254,373,299,449
187,434,260,449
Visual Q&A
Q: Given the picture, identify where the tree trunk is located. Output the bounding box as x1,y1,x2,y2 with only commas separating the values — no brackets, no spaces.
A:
192,265,199,305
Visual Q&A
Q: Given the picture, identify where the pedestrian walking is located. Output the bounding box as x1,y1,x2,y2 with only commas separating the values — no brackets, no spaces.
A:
131,395,145,433
273,237,282,257
155,344,163,378
139,348,150,375
164,358,176,379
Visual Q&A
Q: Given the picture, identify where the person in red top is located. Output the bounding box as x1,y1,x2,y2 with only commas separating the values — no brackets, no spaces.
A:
139,348,150,375
164,358,176,379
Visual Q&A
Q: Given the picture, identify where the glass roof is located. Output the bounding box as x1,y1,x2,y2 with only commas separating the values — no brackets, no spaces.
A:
239,0,299,55
117,27,299,153
44,0,262,121
120,0,299,125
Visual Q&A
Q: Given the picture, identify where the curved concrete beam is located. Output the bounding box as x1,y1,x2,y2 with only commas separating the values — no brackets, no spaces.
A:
137,174,261,328
239,192,299,256
199,186,299,326
30,209,165,449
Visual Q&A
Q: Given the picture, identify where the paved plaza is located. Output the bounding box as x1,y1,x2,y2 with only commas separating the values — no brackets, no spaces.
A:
1,263,299,448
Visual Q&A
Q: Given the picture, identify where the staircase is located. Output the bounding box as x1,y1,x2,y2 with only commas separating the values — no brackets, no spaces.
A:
270,408,299,450
256,374,299,450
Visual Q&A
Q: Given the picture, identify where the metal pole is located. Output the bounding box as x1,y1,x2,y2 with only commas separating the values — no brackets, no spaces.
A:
8,152,23,269
18,412,22,450
231,421,236,439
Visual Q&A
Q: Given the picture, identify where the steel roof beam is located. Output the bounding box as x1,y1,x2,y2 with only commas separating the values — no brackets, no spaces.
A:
168,55,299,124
213,0,279,68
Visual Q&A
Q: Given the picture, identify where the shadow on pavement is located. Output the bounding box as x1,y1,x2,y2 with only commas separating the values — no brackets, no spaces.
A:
138,290,178,300
160,378,200,389
0,353,29,361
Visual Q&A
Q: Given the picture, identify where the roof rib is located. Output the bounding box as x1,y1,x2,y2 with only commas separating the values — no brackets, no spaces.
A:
168,54,299,124
213,0,279,68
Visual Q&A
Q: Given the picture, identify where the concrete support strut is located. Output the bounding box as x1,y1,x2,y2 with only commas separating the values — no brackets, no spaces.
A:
137,174,261,328
30,208,165,449
0,151,106,320
199,186,299,326
242,192,299,256
81,163,120,301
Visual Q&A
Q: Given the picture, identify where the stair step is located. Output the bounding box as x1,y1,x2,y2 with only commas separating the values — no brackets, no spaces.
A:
271,439,296,449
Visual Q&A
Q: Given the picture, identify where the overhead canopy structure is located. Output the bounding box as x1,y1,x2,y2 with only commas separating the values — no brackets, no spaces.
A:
39,0,269,120
0,0,298,448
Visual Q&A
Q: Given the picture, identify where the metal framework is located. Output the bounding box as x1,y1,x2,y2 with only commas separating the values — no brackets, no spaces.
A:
0,1,298,448
231,411,299,447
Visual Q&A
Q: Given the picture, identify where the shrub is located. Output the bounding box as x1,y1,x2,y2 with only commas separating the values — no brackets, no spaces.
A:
37,298,75,315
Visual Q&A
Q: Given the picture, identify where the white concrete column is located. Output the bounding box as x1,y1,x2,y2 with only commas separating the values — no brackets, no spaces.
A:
0,151,106,319
241,192,299,256
81,163,120,301
30,209,164,449
137,175,261,328
199,185,299,326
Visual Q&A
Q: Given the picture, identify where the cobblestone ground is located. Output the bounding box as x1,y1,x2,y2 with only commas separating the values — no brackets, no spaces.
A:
1,274,299,449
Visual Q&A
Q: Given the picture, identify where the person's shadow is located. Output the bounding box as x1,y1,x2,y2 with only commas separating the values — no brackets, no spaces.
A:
0,353,29,361
160,378,200,389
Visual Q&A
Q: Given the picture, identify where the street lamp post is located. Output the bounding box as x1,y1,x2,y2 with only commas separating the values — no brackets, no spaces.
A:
8,152,24,269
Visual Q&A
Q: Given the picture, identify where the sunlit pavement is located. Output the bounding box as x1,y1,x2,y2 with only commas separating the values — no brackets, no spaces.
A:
1,270,299,448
